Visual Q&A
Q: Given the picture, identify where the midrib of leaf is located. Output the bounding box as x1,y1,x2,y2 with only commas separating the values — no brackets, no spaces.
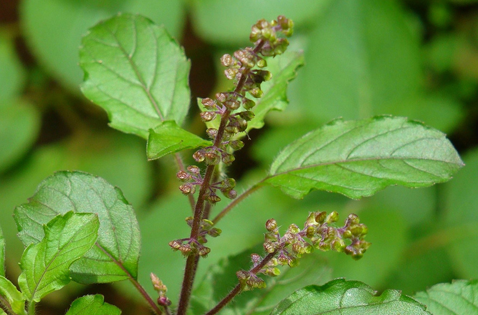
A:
29,226,90,300
105,20,165,121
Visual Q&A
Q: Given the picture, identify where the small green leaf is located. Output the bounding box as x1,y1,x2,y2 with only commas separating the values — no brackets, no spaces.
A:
271,279,429,315
246,50,304,133
14,171,141,284
413,280,478,315
80,13,190,138
265,116,463,199
0,226,4,277
65,295,121,315
147,120,211,160
18,212,99,302
0,276,26,315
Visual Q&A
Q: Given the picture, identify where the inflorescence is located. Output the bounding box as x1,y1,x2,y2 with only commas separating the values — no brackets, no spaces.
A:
169,16,294,257
237,211,371,291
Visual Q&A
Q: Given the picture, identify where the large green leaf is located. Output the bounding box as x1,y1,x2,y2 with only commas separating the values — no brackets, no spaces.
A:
246,50,304,133
0,101,40,173
0,276,26,315
271,279,429,315
147,120,211,160
0,30,25,103
413,280,478,315
192,248,332,315
18,212,99,302
264,116,463,199
80,13,190,138
65,295,121,315
298,0,421,122
21,0,184,92
14,171,141,284
189,0,332,45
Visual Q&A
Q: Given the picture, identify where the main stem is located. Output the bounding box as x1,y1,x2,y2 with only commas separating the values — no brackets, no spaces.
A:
177,39,265,315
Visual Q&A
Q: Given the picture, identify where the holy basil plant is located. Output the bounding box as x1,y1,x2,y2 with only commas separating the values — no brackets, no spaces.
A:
0,13,465,315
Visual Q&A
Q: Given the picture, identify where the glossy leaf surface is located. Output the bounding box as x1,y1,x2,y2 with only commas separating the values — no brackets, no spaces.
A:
80,13,190,138
413,280,478,315
65,295,121,315
265,116,463,199
147,120,211,160
272,279,429,314
18,212,99,302
14,171,141,284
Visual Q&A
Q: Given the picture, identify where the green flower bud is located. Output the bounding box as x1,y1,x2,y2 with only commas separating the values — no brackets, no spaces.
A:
169,240,181,250
315,211,327,224
229,140,244,151
220,54,234,67
243,98,256,110
205,152,219,165
198,246,211,257
326,211,339,224
208,194,221,203
222,154,235,165
332,238,346,252
225,99,241,110
263,241,276,253
238,111,255,121
266,219,277,231
206,128,218,139
208,227,222,237
287,224,300,234
249,87,263,98
264,267,281,277
179,184,195,195
256,58,267,68
193,150,205,162
250,25,262,42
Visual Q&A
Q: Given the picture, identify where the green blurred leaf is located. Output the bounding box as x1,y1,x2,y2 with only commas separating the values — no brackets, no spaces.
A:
14,171,141,284
0,30,26,103
271,279,429,315
0,101,40,173
413,280,478,315
0,276,26,315
147,121,211,160
18,212,99,302
192,249,332,315
66,295,121,315
246,50,304,133
190,0,332,45
444,149,478,279
298,0,421,122
21,0,184,92
264,116,463,199
0,226,4,277
80,13,190,138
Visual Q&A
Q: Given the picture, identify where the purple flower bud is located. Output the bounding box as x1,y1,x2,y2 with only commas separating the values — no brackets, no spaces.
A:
220,54,234,67
200,111,216,122
202,97,216,109
176,170,190,181
187,165,200,174
193,150,205,162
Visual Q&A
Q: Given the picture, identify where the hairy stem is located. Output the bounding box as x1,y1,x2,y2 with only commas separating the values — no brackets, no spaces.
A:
129,278,163,315
205,252,277,315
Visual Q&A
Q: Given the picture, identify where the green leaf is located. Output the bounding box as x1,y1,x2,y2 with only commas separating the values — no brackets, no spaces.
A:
0,276,26,315
264,116,463,199
80,13,190,138
298,0,421,122
443,149,478,279
18,212,99,302
66,295,121,315
189,0,332,45
0,101,40,173
0,30,26,103
147,121,211,160
21,0,185,92
246,50,304,133
14,171,141,284
192,248,332,315
271,279,429,315
0,226,4,277
413,280,478,315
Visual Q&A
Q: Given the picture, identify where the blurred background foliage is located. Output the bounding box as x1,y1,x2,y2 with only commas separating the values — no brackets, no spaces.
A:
1,0,478,314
